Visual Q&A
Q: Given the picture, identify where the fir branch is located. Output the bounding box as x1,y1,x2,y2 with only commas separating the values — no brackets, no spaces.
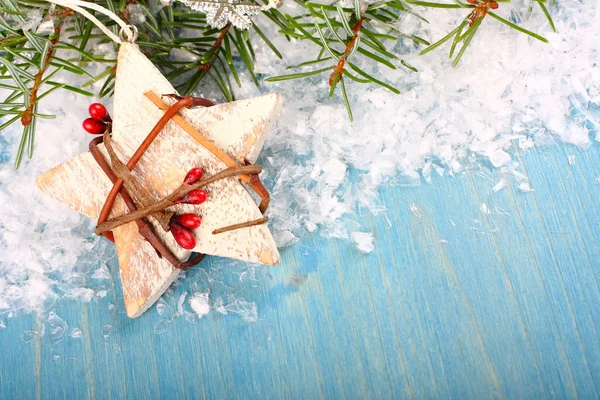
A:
0,4,92,169
266,0,407,120
329,14,364,87
0,0,282,169
415,0,549,66
21,8,71,127
0,0,555,166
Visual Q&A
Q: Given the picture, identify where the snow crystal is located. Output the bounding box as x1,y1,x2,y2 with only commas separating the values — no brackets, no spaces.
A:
20,330,37,343
214,297,258,322
322,159,347,187
410,203,423,218
69,328,83,339
351,232,375,254
518,182,534,192
493,178,511,192
305,220,318,233
190,292,211,319
68,288,95,302
91,264,111,280
102,324,112,339
480,203,490,215
42,311,68,346
176,293,188,316
154,319,170,334
274,230,299,247
156,298,167,316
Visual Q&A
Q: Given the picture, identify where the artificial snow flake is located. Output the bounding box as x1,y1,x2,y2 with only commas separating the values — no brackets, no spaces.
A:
178,0,265,29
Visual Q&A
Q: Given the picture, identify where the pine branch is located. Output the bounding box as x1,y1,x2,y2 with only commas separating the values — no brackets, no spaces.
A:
21,8,71,127
0,3,95,169
0,0,281,168
0,0,555,165
266,0,408,120
415,0,549,66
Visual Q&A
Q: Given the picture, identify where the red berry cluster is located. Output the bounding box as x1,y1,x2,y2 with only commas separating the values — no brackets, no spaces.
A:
83,103,112,135
169,167,208,250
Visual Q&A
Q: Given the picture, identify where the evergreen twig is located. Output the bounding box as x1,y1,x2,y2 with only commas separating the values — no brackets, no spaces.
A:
0,0,555,166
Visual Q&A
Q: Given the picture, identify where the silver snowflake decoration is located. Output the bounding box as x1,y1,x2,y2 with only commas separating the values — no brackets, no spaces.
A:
178,0,265,29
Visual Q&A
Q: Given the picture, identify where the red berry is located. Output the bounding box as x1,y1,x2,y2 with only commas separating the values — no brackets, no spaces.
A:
172,213,202,229
169,222,196,250
489,1,498,8
184,167,204,185
82,118,106,135
89,103,110,122
174,189,207,205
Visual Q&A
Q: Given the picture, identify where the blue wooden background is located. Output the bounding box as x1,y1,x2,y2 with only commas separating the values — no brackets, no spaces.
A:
1,141,599,399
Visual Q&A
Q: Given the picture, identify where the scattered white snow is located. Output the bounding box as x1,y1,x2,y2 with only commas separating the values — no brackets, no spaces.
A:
69,328,83,339
410,203,423,218
154,319,170,334
176,293,188,317
189,292,211,319
20,330,37,343
102,324,112,339
68,288,95,303
351,232,375,254
41,311,68,346
91,264,112,280
214,296,258,322
0,0,598,318
156,298,167,316
480,203,490,215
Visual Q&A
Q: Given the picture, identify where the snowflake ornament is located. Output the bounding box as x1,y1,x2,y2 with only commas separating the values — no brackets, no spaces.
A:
178,0,265,29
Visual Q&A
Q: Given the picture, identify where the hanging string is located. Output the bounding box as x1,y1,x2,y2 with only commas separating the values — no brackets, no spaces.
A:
45,0,135,44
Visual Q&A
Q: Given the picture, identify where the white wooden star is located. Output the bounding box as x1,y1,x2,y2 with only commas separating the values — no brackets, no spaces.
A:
36,43,282,317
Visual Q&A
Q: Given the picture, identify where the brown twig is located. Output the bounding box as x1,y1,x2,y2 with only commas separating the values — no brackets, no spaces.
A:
200,23,231,71
466,0,498,25
144,92,271,213
20,9,73,126
97,95,209,230
329,16,366,86
89,137,203,270
213,216,269,235
95,164,261,235
103,132,174,231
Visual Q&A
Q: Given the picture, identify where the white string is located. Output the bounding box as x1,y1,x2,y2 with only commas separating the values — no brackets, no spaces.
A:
46,0,135,44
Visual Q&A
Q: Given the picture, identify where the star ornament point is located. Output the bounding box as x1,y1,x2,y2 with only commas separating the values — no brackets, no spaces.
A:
36,43,282,318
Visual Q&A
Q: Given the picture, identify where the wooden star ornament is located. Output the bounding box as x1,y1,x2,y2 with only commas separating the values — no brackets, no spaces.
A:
36,43,282,318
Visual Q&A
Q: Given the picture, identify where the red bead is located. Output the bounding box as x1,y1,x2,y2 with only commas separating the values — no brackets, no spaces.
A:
174,189,207,205
184,167,204,185
172,213,201,229
82,118,106,135
89,103,110,122
169,222,196,250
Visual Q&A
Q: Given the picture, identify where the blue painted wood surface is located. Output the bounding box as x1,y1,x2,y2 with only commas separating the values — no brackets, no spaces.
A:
1,142,599,399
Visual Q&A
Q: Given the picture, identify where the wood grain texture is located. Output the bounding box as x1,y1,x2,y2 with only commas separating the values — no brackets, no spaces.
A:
2,142,600,399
